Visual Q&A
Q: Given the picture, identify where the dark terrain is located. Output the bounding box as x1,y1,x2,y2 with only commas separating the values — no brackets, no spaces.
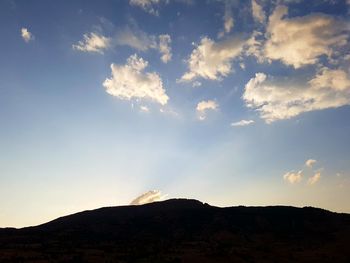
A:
1,199,350,263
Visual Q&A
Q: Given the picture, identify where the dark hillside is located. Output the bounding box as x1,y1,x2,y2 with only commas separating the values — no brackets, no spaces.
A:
1,199,350,263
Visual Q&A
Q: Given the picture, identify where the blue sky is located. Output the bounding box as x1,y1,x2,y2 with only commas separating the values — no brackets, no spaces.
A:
1,0,350,227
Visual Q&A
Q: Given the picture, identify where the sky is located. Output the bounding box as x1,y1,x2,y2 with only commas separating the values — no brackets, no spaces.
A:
0,0,350,227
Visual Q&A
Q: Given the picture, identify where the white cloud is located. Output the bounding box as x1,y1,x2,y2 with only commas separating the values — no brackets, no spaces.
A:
231,119,254,127
116,26,157,51
159,34,172,63
159,107,180,117
103,54,169,105
180,36,245,82
196,100,218,120
73,32,111,54
130,190,166,205
308,172,321,185
264,5,349,68
283,170,303,184
251,0,266,24
129,0,162,15
243,68,350,122
140,105,150,112
305,159,317,168
21,27,34,42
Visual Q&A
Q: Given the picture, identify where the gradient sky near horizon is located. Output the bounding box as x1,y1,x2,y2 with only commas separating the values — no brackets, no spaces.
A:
1,0,350,227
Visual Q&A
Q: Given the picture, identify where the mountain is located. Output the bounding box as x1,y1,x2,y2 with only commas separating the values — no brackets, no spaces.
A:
1,199,350,263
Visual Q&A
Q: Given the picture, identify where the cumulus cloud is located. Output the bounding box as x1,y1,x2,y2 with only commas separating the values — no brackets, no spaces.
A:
264,5,349,68
129,0,162,15
130,190,166,205
243,68,350,122
251,0,266,24
21,27,34,42
308,172,321,185
103,54,169,105
231,119,254,127
283,170,303,184
159,34,172,63
180,36,245,82
305,159,317,168
73,32,111,54
196,100,218,120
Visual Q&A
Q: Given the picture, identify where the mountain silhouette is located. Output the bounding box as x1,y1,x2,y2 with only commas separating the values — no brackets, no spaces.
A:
1,199,350,262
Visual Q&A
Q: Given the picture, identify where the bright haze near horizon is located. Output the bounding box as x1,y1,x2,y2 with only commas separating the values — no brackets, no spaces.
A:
1,0,350,228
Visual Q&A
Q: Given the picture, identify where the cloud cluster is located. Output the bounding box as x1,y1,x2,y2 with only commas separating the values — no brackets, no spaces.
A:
130,190,166,205
231,119,254,127
283,159,322,186
75,26,172,63
264,5,349,68
21,27,34,43
72,32,111,54
181,36,245,81
196,100,218,120
103,54,169,105
243,67,350,122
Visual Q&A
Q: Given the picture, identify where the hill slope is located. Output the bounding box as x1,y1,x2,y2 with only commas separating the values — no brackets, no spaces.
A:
1,199,350,263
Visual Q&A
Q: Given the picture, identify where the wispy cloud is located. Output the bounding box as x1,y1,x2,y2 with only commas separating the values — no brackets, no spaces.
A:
159,34,172,63
231,119,254,127
129,0,163,16
218,0,234,38
115,25,157,51
130,190,167,205
72,32,111,54
251,0,265,24
308,172,321,185
21,27,34,43
103,54,169,105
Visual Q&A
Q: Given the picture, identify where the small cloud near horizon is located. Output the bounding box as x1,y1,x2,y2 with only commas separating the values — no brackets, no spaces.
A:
130,190,168,205
308,172,321,185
